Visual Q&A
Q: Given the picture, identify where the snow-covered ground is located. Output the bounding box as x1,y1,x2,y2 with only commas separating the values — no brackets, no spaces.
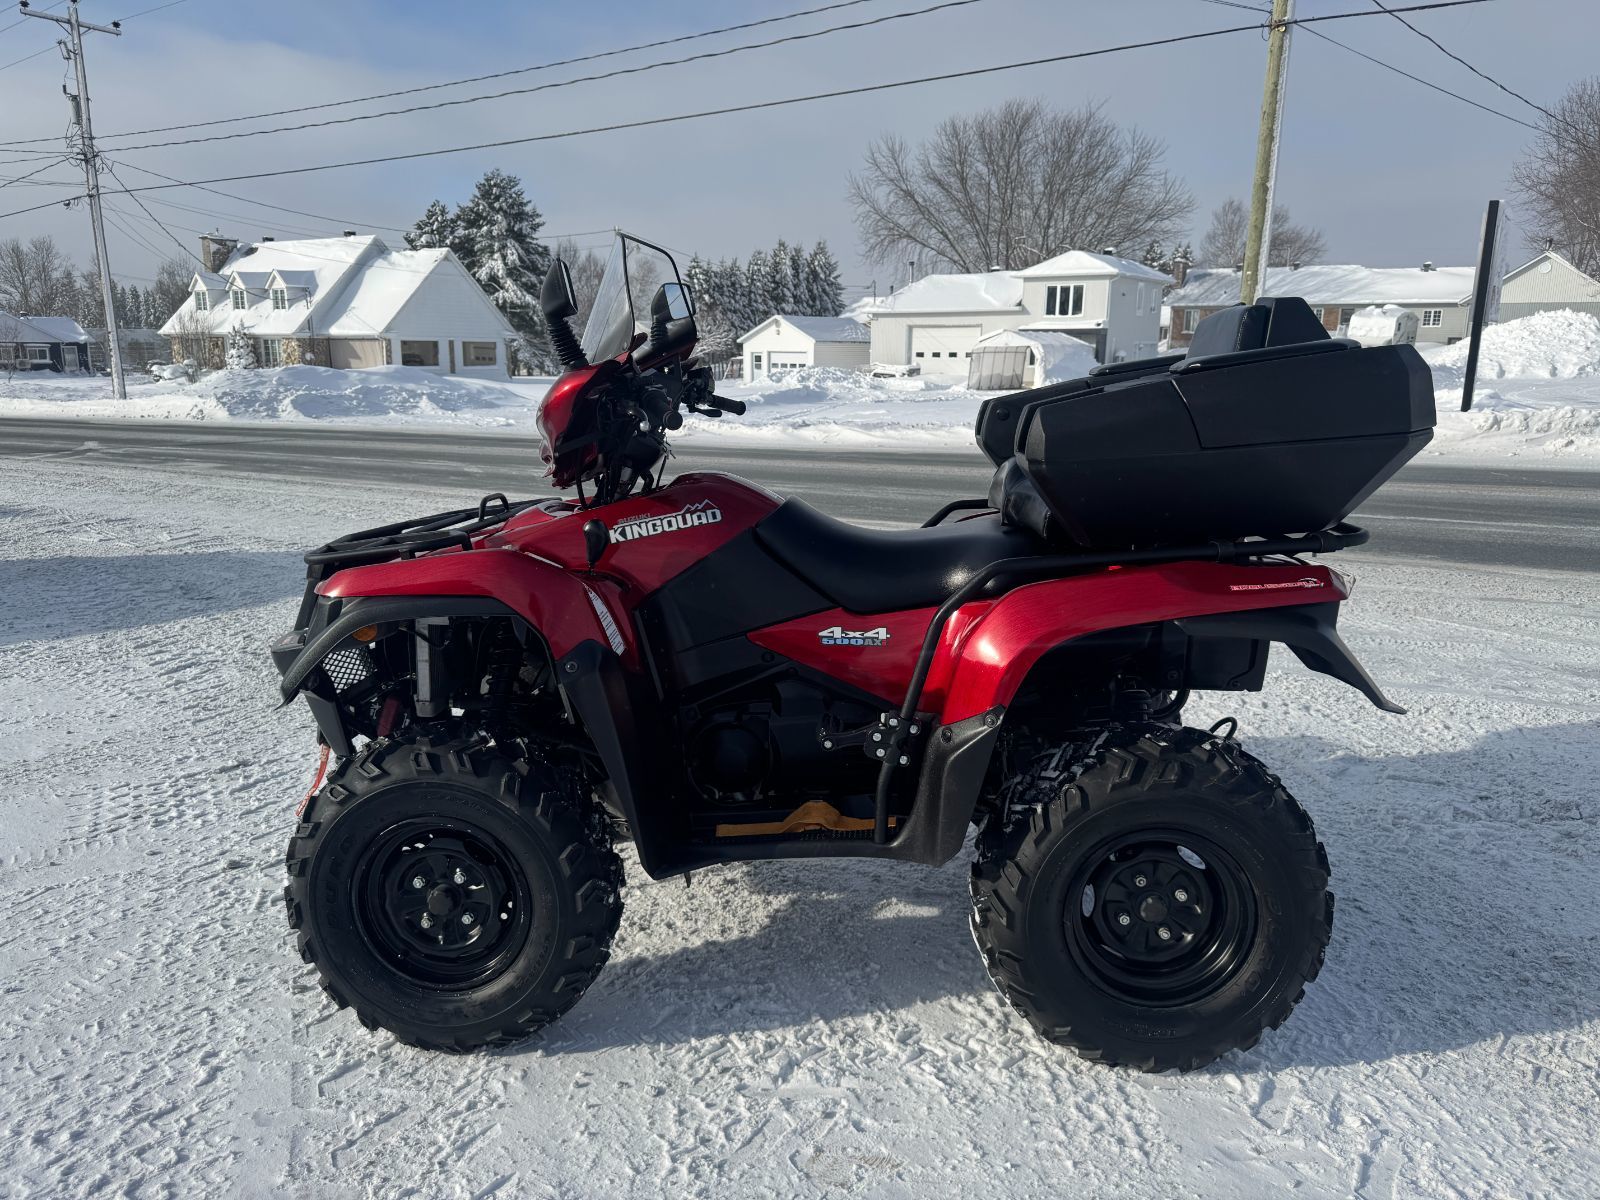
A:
2,455,1598,1199
4,312,1600,461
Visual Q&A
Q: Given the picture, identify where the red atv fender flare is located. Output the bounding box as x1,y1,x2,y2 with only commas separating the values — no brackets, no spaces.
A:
927,559,1350,725
316,547,634,667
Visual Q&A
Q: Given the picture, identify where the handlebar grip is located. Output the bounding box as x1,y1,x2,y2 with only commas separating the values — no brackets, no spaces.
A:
717,397,747,416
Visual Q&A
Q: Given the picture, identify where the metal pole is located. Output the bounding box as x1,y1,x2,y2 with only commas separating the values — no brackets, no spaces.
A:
1240,0,1294,305
1460,199,1502,413
22,0,125,398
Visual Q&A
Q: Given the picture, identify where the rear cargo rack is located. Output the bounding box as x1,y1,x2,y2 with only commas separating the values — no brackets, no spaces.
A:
871,522,1370,843
293,493,552,629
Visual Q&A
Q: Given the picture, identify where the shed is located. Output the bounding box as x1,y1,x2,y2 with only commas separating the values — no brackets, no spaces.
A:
967,328,1098,390
739,314,870,379
0,311,92,373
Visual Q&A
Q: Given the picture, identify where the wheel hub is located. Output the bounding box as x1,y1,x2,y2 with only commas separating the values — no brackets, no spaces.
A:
1065,832,1257,1006
355,822,533,989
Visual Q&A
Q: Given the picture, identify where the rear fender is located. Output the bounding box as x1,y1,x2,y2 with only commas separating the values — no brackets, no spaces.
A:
929,559,1350,724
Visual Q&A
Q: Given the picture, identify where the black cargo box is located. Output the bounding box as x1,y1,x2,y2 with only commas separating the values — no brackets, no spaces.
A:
977,298,1436,548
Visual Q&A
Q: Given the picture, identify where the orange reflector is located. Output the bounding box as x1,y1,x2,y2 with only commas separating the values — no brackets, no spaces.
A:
352,625,378,642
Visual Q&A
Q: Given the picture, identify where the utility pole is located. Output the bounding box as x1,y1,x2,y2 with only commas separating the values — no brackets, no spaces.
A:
21,0,126,399
1240,0,1294,306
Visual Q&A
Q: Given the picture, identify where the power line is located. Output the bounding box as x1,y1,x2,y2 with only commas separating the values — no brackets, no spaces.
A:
0,155,74,191
1365,0,1556,122
105,158,415,234
0,0,897,147
102,159,204,264
87,0,993,154
1193,0,1537,131
0,42,57,73
75,0,1490,205
0,0,63,37
113,0,188,19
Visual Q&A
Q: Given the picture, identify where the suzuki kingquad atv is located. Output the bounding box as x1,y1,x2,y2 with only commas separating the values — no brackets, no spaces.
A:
273,234,1435,1070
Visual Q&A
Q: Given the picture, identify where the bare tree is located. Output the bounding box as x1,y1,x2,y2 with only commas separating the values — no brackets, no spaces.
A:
147,257,196,327
848,99,1194,272
554,238,607,331
1513,77,1600,275
0,235,78,314
1195,197,1327,268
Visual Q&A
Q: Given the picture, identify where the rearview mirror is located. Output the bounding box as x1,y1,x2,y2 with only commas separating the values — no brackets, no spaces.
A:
540,260,578,322
651,281,693,324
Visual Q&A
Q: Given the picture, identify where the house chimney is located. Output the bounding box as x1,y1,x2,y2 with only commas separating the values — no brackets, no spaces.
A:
1101,246,1117,256
1544,237,1554,251
198,231,237,273
1290,261,1301,270
1171,259,1188,287
1421,261,1434,272
343,229,357,237
261,235,275,242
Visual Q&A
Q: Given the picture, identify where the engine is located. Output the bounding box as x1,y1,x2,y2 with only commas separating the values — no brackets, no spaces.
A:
686,679,879,806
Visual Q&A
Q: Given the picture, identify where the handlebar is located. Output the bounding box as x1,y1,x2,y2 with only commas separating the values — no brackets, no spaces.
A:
715,396,746,416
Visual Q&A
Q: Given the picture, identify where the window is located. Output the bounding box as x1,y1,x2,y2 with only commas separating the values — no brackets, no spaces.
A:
1421,309,1443,328
462,341,497,366
1339,307,1356,327
399,339,440,367
231,289,246,310
28,345,51,363
194,291,209,311
1183,308,1198,333
1136,284,1146,315
751,352,762,372
259,338,283,367
914,351,925,358
1312,307,1325,322
270,288,288,311
931,351,941,358
1045,283,1085,318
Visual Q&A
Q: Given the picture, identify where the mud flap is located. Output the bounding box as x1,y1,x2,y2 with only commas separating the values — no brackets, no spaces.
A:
895,706,1005,867
1178,601,1405,714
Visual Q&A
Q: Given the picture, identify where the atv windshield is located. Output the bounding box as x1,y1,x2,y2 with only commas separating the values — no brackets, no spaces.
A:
579,233,688,363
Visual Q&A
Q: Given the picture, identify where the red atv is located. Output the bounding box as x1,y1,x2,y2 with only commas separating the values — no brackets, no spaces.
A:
274,234,1434,1070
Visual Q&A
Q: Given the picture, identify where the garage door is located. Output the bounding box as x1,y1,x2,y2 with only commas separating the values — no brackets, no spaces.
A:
909,326,979,375
768,353,810,373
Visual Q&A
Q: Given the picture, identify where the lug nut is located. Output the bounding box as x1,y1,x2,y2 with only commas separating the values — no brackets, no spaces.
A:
1133,875,1148,887
823,739,834,749
898,755,909,765
453,868,465,885
1117,913,1132,927
461,913,474,926
420,914,433,929
412,876,426,889
1174,888,1189,903
1157,926,1172,941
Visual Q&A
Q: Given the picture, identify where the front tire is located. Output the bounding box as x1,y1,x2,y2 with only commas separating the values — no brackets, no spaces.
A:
970,725,1332,1071
285,734,622,1051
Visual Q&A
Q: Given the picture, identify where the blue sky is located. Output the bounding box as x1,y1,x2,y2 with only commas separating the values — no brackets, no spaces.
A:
0,0,1590,298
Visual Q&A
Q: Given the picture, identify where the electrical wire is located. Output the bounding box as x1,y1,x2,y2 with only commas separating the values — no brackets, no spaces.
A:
0,0,64,37
0,155,74,190
89,0,994,154
0,0,899,147
1365,0,1556,123
1193,0,1537,131
102,160,206,264
78,0,1491,205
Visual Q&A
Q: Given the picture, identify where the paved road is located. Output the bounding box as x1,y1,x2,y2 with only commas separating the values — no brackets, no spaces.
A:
2,416,1597,574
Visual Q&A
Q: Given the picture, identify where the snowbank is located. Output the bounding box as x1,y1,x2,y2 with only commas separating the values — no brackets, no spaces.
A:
0,364,536,425
1424,310,1600,460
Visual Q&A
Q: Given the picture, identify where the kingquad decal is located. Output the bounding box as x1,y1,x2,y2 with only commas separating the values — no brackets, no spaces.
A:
819,624,891,647
1228,577,1324,593
608,499,723,544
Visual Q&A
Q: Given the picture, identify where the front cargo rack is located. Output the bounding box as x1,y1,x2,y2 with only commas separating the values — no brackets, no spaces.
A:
294,492,552,629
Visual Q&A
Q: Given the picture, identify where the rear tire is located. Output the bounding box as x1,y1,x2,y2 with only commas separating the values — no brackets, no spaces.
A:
970,725,1331,1072
285,733,622,1051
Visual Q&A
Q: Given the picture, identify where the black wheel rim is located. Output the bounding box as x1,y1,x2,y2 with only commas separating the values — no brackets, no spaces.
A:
354,818,533,990
1064,829,1258,1007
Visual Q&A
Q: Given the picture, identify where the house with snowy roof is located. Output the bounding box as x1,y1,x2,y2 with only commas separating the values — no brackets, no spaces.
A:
737,314,870,379
1165,251,1600,348
159,232,518,376
0,311,93,373
861,250,1172,375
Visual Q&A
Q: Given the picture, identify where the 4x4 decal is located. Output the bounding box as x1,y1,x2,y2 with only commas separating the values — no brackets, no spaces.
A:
818,624,891,647
608,499,723,544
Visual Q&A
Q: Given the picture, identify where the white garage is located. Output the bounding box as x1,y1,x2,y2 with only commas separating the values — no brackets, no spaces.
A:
739,314,871,380
909,324,980,374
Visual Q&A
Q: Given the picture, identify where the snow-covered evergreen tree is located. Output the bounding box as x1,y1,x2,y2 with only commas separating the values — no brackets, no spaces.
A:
766,240,794,314
803,241,843,316
225,324,257,370
455,170,553,368
743,250,772,329
1141,239,1165,270
405,200,461,254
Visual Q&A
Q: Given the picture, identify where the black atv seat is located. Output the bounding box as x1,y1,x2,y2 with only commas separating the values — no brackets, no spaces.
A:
754,499,1039,613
